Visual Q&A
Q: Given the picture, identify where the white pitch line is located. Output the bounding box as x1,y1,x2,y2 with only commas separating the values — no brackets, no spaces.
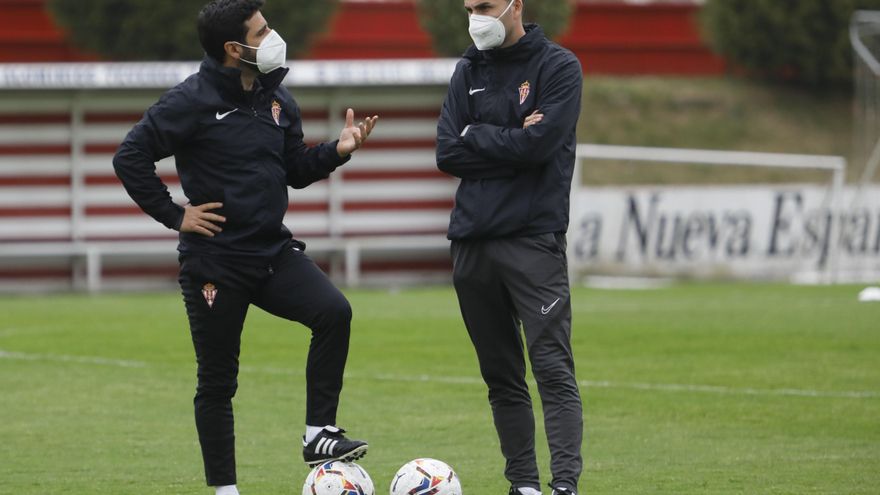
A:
2,351,877,400
0,349,147,368
241,366,880,400
577,380,880,399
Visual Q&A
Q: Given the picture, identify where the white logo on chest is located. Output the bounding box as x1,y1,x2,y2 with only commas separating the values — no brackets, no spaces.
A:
215,109,238,120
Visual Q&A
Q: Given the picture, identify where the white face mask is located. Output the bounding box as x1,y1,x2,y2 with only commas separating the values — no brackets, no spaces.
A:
468,0,516,51
235,29,287,74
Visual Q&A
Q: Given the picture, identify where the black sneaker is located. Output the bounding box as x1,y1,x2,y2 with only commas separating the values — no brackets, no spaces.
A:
302,426,368,466
551,487,576,495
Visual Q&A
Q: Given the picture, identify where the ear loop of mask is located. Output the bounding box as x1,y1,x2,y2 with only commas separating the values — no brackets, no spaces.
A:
499,0,515,19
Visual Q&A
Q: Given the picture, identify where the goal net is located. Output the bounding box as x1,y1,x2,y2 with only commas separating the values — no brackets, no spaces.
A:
849,11,880,283
852,10,880,188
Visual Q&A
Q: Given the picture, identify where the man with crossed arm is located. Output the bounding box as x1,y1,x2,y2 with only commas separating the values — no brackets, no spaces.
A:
436,1,584,494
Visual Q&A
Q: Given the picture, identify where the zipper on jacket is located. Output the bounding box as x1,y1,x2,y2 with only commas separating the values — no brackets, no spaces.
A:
243,90,258,118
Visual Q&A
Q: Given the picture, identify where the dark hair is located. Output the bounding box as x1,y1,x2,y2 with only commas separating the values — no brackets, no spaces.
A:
197,0,265,63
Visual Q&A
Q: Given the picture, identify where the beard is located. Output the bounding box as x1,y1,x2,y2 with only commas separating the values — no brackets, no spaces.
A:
238,46,260,74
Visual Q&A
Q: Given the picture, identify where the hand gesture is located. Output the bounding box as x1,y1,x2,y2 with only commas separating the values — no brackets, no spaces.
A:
180,202,226,237
337,108,379,158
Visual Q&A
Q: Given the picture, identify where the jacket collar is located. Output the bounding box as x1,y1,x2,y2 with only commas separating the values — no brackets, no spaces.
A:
199,55,289,102
464,23,545,63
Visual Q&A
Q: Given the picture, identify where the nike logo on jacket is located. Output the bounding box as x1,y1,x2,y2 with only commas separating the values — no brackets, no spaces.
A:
215,109,238,120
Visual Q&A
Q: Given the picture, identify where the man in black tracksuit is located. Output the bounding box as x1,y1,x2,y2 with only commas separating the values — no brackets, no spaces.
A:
436,1,584,494
112,2,376,494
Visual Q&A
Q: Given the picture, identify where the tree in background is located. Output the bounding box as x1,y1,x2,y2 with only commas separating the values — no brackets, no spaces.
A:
702,0,880,86
416,0,575,57
47,0,339,61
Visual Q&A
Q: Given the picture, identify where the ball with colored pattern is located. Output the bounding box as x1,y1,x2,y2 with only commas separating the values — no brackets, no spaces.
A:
389,458,462,495
303,461,374,495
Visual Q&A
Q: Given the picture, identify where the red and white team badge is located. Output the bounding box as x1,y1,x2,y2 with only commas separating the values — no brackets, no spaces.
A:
271,100,282,126
202,283,218,309
519,80,531,105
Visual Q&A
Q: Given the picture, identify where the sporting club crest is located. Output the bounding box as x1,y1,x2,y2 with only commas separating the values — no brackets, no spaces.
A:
271,100,282,126
519,80,531,105
202,283,217,309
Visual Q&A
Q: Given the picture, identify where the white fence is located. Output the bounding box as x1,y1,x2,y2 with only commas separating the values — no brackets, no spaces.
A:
0,61,457,291
0,61,869,291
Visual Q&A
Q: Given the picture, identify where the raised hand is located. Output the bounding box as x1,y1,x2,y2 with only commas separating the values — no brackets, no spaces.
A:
337,108,379,158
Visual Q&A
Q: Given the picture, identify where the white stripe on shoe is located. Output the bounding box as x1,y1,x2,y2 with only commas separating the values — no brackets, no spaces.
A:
315,437,327,454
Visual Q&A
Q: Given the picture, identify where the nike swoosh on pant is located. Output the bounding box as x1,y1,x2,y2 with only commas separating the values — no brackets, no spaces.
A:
541,298,561,315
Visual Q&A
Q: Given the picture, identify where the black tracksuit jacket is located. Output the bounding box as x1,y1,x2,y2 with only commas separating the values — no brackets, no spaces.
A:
113,56,348,259
436,24,583,240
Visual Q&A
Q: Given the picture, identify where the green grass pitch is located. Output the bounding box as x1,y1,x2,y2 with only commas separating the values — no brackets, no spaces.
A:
1,283,878,494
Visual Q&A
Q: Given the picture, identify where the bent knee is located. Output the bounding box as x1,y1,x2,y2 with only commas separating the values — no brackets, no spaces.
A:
327,296,352,322
311,294,352,330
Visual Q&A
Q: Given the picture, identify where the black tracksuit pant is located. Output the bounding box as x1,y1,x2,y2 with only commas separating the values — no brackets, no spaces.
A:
178,241,351,486
451,233,583,492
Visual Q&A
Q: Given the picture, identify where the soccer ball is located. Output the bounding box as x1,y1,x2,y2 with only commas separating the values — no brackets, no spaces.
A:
389,458,462,495
302,460,375,495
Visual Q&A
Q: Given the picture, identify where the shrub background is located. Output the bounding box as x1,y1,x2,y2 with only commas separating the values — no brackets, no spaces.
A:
701,0,880,86
47,0,339,61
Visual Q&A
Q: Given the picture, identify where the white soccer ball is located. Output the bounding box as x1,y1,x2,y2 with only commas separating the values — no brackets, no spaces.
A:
303,460,375,495
389,458,462,495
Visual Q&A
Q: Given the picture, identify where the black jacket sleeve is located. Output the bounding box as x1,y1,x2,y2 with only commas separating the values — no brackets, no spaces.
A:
436,62,519,180
112,87,193,231
461,55,582,167
283,97,350,189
